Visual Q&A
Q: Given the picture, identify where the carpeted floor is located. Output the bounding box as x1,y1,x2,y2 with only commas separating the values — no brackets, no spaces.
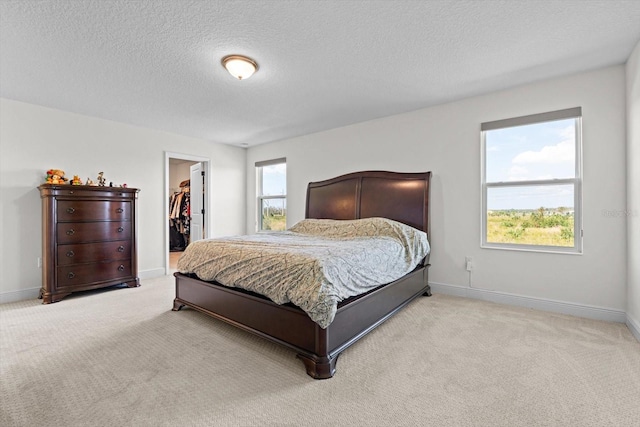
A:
1,275,639,427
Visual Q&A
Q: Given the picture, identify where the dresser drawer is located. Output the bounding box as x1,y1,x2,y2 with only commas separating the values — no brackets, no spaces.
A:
57,200,131,221
57,260,132,288
57,241,131,265
57,221,131,244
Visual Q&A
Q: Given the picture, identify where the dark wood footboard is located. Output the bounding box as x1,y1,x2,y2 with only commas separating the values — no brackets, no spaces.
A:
173,264,429,379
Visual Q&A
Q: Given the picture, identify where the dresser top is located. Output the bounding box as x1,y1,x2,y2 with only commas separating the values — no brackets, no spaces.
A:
38,184,140,197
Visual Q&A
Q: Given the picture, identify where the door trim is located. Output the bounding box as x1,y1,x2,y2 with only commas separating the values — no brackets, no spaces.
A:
165,151,210,275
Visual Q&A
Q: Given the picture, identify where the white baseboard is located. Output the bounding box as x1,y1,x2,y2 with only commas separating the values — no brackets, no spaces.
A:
627,313,640,342
138,268,166,280
0,268,167,305
429,281,627,324
0,287,41,304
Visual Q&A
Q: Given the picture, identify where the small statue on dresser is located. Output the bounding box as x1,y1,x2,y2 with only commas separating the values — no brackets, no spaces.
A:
97,172,106,186
86,177,95,186
45,169,68,185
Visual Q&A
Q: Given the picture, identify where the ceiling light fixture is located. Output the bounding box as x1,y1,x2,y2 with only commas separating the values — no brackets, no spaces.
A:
221,55,258,80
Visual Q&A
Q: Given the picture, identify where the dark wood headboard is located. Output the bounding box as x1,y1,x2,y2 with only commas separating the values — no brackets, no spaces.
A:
305,171,432,237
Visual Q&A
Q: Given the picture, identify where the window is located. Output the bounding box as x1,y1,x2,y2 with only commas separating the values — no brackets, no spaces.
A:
256,158,286,231
481,108,582,253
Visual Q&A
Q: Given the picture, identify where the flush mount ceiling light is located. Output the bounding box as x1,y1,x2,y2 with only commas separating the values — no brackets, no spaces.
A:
221,55,258,80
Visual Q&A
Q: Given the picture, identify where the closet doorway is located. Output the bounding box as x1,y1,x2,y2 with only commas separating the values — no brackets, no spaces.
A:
165,152,210,273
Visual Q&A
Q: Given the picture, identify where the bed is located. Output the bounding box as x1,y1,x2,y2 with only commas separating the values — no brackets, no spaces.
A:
172,170,432,379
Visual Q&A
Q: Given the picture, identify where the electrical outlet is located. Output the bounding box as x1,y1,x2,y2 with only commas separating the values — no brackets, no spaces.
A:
465,256,473,271
37,257,42,268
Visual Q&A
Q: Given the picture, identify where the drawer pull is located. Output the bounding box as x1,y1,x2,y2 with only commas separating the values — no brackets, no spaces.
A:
66,207,75,214
68,272,75,279
66,251,75,257
116,208,124,213
117,246,125,252
118,265,125,271
117,227,124,233
66,229,75,235
69,191,74,194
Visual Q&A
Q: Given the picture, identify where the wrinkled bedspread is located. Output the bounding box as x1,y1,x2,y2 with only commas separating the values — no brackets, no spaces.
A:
177,217,430,328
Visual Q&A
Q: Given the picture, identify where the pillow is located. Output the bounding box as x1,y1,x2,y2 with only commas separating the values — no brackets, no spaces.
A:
289,217,428,250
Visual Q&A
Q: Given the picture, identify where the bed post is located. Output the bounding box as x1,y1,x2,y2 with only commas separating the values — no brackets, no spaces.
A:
423,172,432,297
422,264,432,297
296,353,338,380
296,325,338,379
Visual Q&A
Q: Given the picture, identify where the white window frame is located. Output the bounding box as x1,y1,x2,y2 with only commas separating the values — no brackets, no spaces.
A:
256,158,286,232
480,107,583,254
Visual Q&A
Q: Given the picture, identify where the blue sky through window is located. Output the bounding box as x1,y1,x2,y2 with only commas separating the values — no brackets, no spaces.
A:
487,185,574,211
486,119,576,210
261,163,286,196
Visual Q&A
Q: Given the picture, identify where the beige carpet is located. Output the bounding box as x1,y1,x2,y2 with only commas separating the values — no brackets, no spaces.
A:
1,275,639,427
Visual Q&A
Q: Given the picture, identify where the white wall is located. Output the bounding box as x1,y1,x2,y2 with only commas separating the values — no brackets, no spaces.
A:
0,98,246,301
626,41,640,338
247,65,628,317
169,160,196,193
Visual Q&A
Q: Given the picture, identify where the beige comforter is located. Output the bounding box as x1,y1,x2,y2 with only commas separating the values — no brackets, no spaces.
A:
177,217,430,328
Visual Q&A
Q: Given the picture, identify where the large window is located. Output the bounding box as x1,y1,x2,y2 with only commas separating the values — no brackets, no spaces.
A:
481,108,582,253
256,158,286,231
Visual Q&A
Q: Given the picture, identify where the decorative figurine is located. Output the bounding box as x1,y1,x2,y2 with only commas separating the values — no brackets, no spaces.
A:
71,175,83,185
97,172,106,186
86,177,95,186
45,169,68,184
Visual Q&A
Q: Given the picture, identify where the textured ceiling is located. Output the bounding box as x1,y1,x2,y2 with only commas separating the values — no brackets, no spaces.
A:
2,0,640,147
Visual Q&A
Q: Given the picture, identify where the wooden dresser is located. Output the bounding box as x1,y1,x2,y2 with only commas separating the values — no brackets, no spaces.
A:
38,184,140,303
